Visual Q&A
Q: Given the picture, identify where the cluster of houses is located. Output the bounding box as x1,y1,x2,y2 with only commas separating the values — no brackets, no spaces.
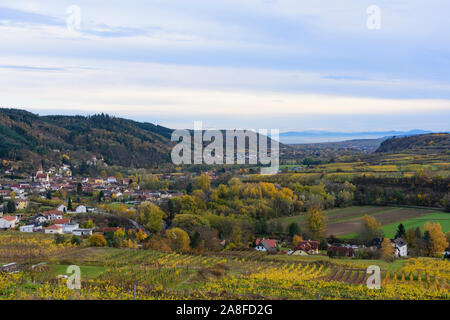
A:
0,164,185,210
255,237,408,258
0,203,94,236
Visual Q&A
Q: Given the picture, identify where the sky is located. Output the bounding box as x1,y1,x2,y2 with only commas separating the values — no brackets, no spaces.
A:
0,0,449,132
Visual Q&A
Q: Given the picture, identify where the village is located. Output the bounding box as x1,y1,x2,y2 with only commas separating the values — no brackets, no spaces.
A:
0,163,416,262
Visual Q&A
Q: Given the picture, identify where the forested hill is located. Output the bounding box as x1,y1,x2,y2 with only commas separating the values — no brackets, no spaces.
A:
0,108,173,168
375,133,450,153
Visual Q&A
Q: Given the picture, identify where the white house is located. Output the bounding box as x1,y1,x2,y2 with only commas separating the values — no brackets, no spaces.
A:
44,225,63,234
72,228,94,236
392,238,408,257
0,215,18,229
63,223,80,234
255,238,278,252
74,205,87,213
34,214,47,224
56,204,67,212
19,225,34,232
43,210,63,220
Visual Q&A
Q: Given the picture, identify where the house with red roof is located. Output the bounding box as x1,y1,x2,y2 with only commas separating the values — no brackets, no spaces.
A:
293,240,320,255
0,215,18,229
327,245,355,258
54,218,71,226
43,210,63,221
44,224,63,234
255,238,278,252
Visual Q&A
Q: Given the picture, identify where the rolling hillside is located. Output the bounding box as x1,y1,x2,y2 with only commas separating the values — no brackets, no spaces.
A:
376,133,450,154
0,108,173,168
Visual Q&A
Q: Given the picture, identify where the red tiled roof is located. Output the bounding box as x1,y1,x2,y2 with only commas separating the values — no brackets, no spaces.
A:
255,238,278,249
2,215,16,221
54,219,70,225
45,225,62,230
43,210,61,216
294,240,320,252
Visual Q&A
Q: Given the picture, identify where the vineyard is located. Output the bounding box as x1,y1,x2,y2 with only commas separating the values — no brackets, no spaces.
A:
0,233,449,300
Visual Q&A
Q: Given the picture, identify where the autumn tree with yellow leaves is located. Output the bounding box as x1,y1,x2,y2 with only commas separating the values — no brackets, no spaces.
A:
423,222,449,257
381,238,395,261
305,207,327,240
166,228,190,252
359,214,383,244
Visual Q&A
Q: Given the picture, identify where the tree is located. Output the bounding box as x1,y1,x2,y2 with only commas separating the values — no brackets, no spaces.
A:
186,182,193,195
198,173,211,191
9,191,15,200
395,223,406,239
381,238,395,261
97,190,104,203
288,222,301,238
358,214,383,244
76,182,83,195
423,222,449,256
46,189,52,200
172,214,209,234
89,234,106,247
71,235,82,245
114,228,125,239
166,228,190,252
6,200,15,213
292,234,303,247
305,207,327,239
362,215,381,231
82,219,94,229
137,202,166,233
67,197,73,211
136,229,147,242
116,172,124,183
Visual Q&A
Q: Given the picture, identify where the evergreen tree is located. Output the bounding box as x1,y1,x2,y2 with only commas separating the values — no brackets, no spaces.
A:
288,222,301,237
395,223,406,239
6,200,16,213
68,197,73,211
77,182,83,195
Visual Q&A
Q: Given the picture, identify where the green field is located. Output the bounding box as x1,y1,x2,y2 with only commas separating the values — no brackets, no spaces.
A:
273,206,449,238
380,212,450,238
51,264,107,279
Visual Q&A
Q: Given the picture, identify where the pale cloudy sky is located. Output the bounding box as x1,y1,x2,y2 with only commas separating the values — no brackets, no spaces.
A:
0,0,449,131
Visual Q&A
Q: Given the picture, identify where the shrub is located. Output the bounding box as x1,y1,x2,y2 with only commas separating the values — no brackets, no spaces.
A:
88,234,106,247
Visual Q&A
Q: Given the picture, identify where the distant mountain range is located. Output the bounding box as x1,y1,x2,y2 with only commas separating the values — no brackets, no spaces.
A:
279,129,435,144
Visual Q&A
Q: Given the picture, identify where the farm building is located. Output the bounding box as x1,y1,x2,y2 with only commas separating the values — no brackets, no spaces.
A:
74,205,87,213
56,204,67,212
293,240,320,255
63,223,80,234
19,225,34,233
72,228,94,236
255,238,278,252
44,224,63,234
327,245,355,258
